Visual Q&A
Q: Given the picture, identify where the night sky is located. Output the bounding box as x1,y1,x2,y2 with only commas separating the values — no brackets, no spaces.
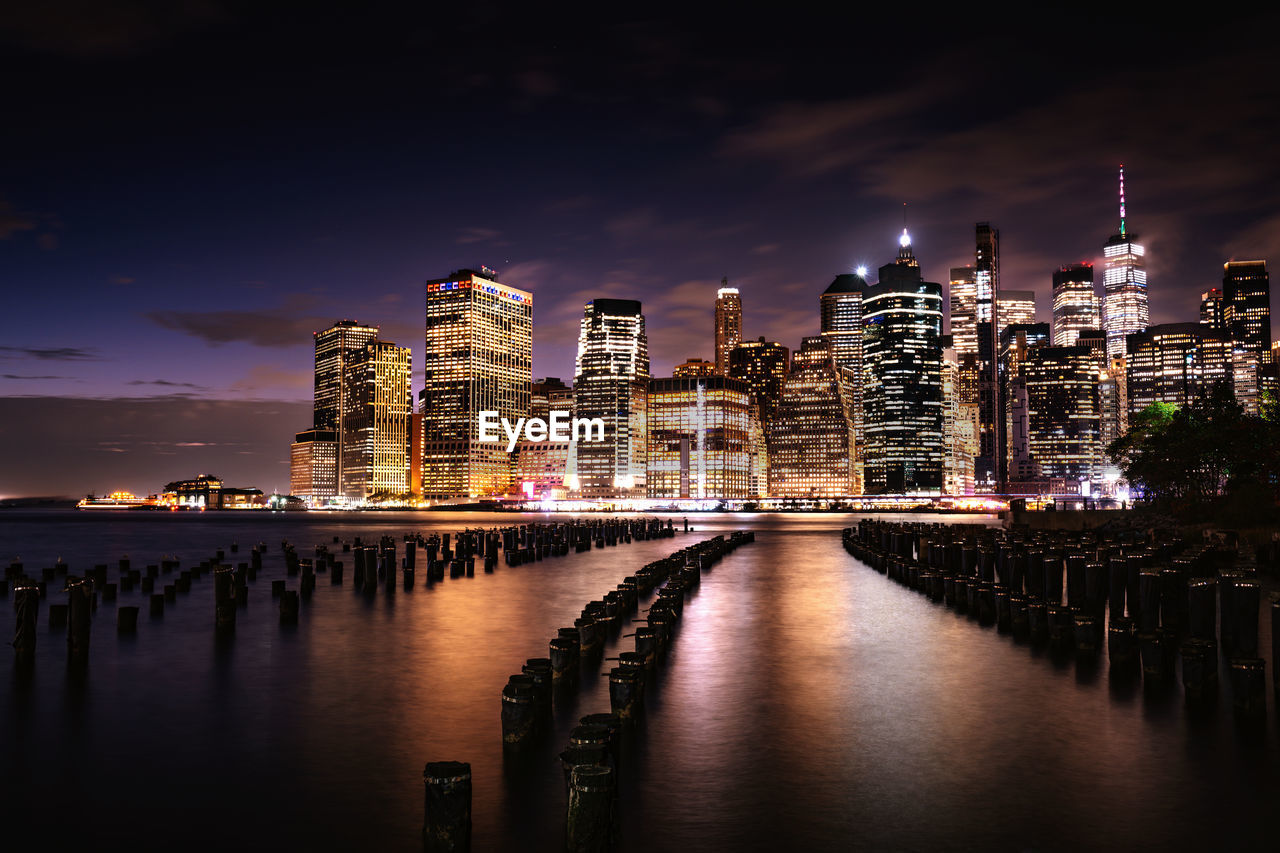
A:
4,3,1278,498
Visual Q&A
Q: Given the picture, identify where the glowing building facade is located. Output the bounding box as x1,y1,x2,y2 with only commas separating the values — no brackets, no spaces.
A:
674,358,717,378
646,375,752,499
1200,288,1224,330
421,269,532,499
341,340,413,500
767,337,857,498
728,337,790,424
290,428,338,503
998,290,1036,330
1223,260,1271,414
1102,167,1149,360
1025,345,1103,489
714,282,742,376
862,231,944,495
974,222,1002,491
572,298,649,499
1052,263,1099,347
1125,323,1232,418
949,265,978,361
313,320,379,488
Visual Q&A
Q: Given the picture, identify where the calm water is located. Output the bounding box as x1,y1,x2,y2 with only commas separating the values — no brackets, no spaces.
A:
1,509,1276,851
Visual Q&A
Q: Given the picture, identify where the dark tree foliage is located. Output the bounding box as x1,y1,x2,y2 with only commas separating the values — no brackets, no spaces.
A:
1106,383,1280,513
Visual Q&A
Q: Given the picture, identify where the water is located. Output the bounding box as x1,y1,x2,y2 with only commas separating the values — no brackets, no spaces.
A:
1,510,1276,850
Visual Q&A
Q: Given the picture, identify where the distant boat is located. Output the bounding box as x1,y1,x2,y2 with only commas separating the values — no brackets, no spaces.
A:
76,491,159,510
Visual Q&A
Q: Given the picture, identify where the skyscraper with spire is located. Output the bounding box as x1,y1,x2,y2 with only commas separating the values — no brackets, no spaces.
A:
973,222,1002,491
1102,166,1149,360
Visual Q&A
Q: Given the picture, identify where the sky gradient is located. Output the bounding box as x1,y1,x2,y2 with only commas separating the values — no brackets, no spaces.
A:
4,4,1278,497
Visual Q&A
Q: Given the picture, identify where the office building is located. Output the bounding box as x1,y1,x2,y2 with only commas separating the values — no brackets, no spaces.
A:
999,324,1051,486
341,340,413,500
1125,323,1232,418
714,281,742,376
1224,260,1271,372
1102,166,1149,359
572,298,650,499
1026,345,1103,490
821,271,868,461
767,337,857,498
728,337,790,423
974,222,1001,490
950,266,978,361
290,428,338,504
313,320,379,487
862,230,945,494
674,358,717,378
1200,288,1224,330
647,375,753,500
998,290,1036,331
421,268,533,499
942,349,976,496
1052,264,1100,347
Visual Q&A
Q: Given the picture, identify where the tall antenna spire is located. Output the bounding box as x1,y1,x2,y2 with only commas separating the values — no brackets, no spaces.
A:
1119,164,1126,238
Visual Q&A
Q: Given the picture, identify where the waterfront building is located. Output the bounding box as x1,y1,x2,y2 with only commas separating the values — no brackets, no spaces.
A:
942,349,976,495
341,340,413,500
421,268,532,499
974,222,1001,491
862,230,944,495
161,474,264,510
1102,166,1149,359
512,438,571,501
821,271,868,465
572,298,650,499
674,357,717,378
1125,323,1232,418
290,428,338,504
1026,345,1103,491
999,324,1051,487
728,337,790,424
767,337,858,498
1052,264,1099,347
714,281,742,376
646,375,752,500
313,320,379,488
530,377,572,422
1200,287,1224,330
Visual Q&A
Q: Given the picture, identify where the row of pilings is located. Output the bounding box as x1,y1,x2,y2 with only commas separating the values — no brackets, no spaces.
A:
7,518,676,667
842,520,1277,719
423,529,756,853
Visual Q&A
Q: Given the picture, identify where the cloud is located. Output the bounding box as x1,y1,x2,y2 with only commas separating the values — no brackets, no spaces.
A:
228,364,313,396
3,374,64,380
750,243,780,255
145,301,338,347
127,379,205,389
456,226,503,245
0,345,97,361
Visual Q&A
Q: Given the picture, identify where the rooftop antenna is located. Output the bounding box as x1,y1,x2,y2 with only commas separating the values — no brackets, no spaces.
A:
1119,165,1126,238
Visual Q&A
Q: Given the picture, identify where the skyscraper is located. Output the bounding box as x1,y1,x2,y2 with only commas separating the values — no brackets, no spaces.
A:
1052,263,1100,347
572,298,650,499
290,428,337,504
1026,345,1102,491
341,340,412,500
820,271,868,468
949,265,978,361
862,230,945,495
767,337,857,498
727,337,790,424
714,281,742,376
647,375,752,500
1223,260,1271,360
973,222,1002,491
421,268,533,499
674,358,717,378
1102,166,1149,360
998,290,1036,330
313,319,379,488
999,324,1051,486
941,347,977,496
1200,288,1224,330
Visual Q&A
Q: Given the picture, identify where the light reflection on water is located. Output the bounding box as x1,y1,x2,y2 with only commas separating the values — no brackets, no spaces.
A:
1,510,1275,850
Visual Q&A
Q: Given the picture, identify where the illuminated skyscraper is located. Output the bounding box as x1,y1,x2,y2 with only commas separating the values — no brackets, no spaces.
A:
999,324,1051,486
1026,345,1103,490
1125,323,1232,418
313,319,379,488
714,281,742,376
1052,264,1100,347
421,268,533,499
1200,288,1224,330
949,266,978,361
290,428,338,504
862,230,944,495
998,290,1036,331
767,337,857,498
1223,260,1271,360
647,375,752,500
341,340,412,500
1102,166,1149,360
821,271,868,465
728,337,790,424
974,222,1002,490
942,348,976,496
572,298,650,499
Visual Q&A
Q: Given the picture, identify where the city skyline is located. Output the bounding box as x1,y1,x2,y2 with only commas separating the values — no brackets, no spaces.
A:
4,6,1280,497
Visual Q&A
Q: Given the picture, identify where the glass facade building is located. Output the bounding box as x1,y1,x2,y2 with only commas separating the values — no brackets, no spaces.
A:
714,283,742,376
1051,263,1099,347
341,340,412,500
767,337,857,498
1102,168,1149,360
1125,323,1232,418
313,320,379,488
1025,345,1102,488
646,375,752,499
290,428,338,504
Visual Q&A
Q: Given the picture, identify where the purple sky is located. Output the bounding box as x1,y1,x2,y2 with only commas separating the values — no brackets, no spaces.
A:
3,4,1278,498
